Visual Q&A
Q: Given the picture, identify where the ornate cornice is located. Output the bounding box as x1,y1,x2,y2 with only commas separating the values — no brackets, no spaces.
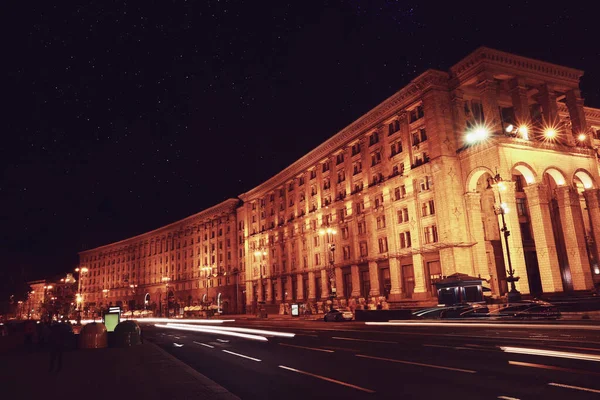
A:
239,69,449,201
450,47,583,85
79,198,240,255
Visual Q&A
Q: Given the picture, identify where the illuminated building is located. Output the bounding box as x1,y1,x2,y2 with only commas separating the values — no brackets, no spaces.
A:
78,47,600,312
238,47,600,310
78,199,244,315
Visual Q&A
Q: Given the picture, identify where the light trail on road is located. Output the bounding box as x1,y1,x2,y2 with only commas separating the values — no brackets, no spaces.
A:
155,323,268,341
500,346,600,362
165,322,296,338
367,321,600,331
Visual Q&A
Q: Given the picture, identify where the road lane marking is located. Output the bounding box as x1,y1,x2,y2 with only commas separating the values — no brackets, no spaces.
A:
279,343,334,353
216,339,229,343
498,396,520,400
193,341,214,348
500,346,600,362
356,354,476,373
423,344,470,350
332,336,397,344
222,350,261,362
322,346,360,353
508,360,600,376
548,382,600,394
173,343,184,347
278,365,375,393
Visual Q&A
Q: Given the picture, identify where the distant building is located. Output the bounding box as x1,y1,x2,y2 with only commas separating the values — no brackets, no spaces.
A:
79,47,600,312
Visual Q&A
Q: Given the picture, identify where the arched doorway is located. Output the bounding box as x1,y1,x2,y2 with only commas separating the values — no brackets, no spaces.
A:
144,293,150,309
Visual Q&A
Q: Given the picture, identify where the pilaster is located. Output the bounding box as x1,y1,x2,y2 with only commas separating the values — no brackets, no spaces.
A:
388,257,402,301
368,261,380,297
296,273,304,300
321,269,329,299
351,264,361,297
308,271,316,301
508,78,530,123
464,192,491,285
275,277,283,302
477,73,501,134
583,189,600,279
555,186,593,290
523,184,563,293
334,267,343,299
566,89,591,146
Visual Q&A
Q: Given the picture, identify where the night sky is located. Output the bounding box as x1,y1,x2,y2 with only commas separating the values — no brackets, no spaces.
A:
3,1,599,292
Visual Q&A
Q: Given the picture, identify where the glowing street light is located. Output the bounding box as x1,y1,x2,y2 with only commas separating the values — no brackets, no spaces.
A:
466,124,490,144
544,127,557,139
578,133,587,142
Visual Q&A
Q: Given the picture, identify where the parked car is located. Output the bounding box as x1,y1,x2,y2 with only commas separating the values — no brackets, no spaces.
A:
489,300,561,320
324,309,354,322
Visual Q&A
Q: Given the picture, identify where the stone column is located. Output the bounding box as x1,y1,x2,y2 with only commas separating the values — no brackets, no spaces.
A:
464,192,490,282
583,189,600,274
275,277,283,302
296,273,304,300
566,89,591,146
351,264,361,297
368,261,380,297
245,281,254,310
411,254,428,298
388,258,402,301
523,184,563,293
321,269,330,299
477,73,501,134
334,267,343,299
307,271,316,301
450,89,467,142
266,278,273,302
494,182,530,294
556,187,594,290
508,78,530,123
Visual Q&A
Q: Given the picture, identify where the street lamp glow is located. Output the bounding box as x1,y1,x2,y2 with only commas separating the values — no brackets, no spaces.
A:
578,133,587,142
518,125,529,140
505,124,514,133
544,128,557,139
500,203,510,214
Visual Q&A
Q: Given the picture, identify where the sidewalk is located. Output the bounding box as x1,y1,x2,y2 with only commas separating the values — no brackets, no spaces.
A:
0,342,239,400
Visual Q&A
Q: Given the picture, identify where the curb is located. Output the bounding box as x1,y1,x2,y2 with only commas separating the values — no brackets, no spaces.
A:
146,341,240,400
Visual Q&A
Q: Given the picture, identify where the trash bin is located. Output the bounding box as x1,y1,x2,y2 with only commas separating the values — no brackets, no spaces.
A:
258,301,268,318
78,322,108,349
114,320,142,347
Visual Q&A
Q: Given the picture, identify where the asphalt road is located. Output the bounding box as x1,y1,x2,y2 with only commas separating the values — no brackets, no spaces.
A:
144,319,600,400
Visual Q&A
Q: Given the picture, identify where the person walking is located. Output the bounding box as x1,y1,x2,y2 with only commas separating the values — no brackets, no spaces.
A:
48,323,65,372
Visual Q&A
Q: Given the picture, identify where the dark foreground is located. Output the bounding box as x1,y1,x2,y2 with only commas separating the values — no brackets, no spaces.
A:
146,319,600,400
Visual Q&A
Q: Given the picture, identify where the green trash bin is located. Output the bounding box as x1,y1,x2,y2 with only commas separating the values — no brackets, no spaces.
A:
114,320,142,347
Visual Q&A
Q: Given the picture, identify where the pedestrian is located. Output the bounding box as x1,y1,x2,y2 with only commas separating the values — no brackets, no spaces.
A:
49,323,65,372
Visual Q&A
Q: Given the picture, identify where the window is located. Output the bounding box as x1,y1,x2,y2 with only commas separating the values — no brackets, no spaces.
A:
341,226,349,239
412,128,427,146
516,198,527,217
374,194,384,208
390,141,403,156
394,185,407,200
343,245,351,260
371,151,382,166
376,215,386,229
310,169,317,179
388,120,400,136
359,241,369,257
269,194,274,202
409,105,424,123
378,237,388,253
353,161,362,175
419,176,433,192
355,200,365,215
323,178,330,190
298,176,305,186
399,231,412,248
422,200,435,216
336,153,344,165
337,169,346,183
288,182,294,192
311,185,317,196
369,131,379,146
315,253,321,265
322,161,330,173
391,164,404,177
398,208,409,223
358,221,367,235
424,225,438,244
351,142,361,156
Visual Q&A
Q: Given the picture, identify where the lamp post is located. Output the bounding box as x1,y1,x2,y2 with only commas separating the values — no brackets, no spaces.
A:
74,267,88,314
161,277,171,318
201,266,212,309
490,173,522,302
253,250,267,303
319,227,337,310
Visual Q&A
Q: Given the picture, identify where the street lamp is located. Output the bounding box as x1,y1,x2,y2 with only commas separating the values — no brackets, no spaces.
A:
490,173,521,302
74,267,88,314
319,227,337,310
201,266,212,311
253,250,267,303
161,276,171,318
